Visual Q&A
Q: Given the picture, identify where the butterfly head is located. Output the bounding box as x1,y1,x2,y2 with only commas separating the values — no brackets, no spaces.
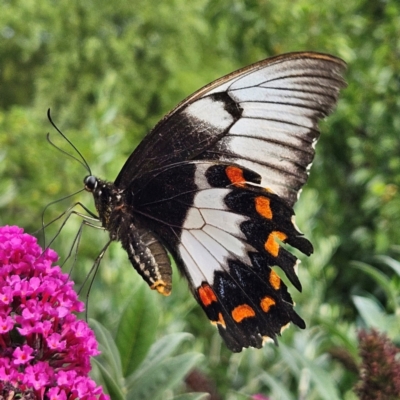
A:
83,175,98,193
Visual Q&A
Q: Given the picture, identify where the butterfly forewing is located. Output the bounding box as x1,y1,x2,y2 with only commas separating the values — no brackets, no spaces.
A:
115,52,346,208
87,52,346,352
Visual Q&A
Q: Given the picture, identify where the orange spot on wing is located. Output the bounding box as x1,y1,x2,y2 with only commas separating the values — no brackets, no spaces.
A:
260,296,276,312
198,284,217,306
232,304,256,322
226,166,246,186
265,231,288,257
255,196,273,219
269,270,281,290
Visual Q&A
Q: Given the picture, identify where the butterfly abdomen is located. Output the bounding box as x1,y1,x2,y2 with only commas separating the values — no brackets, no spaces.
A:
120,225,173,296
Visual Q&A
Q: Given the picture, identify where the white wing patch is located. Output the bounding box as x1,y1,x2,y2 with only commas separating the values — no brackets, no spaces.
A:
203,224,253,261
261,76,340,93
194,163,213,189
200,209,247,235
179,186,251,287
193,188,230,210
220,136,307,172
230,118,315,149
185,97,234,130
241,102,322,130
179,228,251,287
184,208,204,229
229,87,330,108
179,237,214,285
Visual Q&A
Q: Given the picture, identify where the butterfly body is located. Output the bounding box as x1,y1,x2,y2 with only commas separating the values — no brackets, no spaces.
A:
84,52,346,352
84,175,173,295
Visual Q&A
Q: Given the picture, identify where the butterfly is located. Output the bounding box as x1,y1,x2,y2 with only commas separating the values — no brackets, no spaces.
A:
83,52,346,352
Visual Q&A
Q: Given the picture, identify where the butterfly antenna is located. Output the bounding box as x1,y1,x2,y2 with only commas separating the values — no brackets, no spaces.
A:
47,109,92,175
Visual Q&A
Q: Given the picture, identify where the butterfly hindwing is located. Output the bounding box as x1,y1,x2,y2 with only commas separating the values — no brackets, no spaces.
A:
129,161,311,351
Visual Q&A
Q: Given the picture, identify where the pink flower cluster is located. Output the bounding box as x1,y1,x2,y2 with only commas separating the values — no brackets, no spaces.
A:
0,226,108,400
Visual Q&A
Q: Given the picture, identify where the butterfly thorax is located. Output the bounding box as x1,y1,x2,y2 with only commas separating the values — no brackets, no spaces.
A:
83,175,172,295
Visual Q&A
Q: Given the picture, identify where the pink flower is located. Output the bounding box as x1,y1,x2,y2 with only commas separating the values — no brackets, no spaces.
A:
25,362,52,390
13,344,34,365
0,225,108,400
0,315,14,333
47,333,67,351
48,386,68,400
0,286,13,305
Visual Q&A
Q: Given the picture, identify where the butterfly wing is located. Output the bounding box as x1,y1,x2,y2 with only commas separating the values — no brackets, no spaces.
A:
115,52,346,207
129,161,312,351
105,52,346,351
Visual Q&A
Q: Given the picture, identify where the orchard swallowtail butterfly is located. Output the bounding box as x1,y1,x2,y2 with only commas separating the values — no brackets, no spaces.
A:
83,52,346,352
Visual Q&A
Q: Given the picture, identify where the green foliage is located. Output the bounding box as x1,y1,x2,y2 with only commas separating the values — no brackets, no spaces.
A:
91,309,204,399
352,256,400,341
115,283,159,376
1,0,400,398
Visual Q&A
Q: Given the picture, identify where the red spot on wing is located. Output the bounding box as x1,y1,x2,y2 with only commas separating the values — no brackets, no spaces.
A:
226,166,246,186
198,284,217,307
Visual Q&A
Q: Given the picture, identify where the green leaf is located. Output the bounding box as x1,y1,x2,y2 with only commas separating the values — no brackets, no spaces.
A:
127,352,203,400
90,319,123,383
89,321,203,399
129,332,194,380
125,333,200,400
280,344,341,400
318,318,358,358
351,261,398,308
353,295,400,338
259,372,294,400
374,255,400,277
92,357,126,400
352,295,386,328
116,282,159,377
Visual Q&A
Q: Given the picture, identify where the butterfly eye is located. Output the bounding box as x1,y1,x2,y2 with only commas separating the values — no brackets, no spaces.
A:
84,175,97,192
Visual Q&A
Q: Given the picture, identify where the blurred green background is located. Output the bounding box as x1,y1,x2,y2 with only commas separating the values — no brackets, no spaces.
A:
1,0,399,399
